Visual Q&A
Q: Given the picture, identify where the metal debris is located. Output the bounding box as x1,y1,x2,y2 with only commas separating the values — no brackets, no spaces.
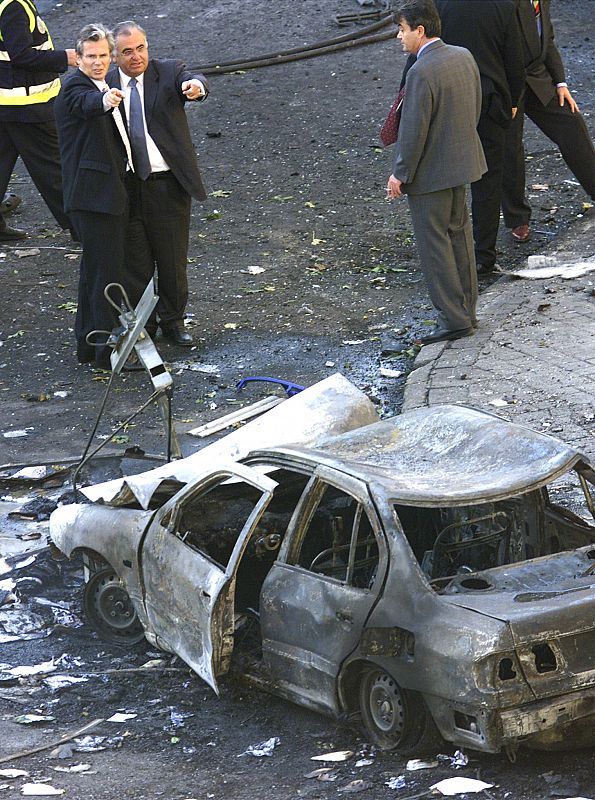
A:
188,396,284,437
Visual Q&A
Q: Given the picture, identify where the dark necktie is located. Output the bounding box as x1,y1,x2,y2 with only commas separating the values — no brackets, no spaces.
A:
128,77,151,180
532,0,542,38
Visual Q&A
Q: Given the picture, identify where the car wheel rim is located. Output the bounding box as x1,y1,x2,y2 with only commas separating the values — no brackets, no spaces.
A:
95,581,136,630
84,569,144,642
368,672,405,736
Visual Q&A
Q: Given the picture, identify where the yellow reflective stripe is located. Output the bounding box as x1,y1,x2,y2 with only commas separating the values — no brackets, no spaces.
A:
0,39,52,60
0,75,59,104
0,0,36,31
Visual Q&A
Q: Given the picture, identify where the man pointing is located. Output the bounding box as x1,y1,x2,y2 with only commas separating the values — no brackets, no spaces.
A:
108,21,209,346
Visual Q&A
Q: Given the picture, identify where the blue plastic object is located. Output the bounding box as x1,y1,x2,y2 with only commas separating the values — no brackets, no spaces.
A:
236,376,305,397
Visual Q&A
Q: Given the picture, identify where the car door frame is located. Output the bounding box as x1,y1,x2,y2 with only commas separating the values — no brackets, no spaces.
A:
139,461,278,692
260,466,388,713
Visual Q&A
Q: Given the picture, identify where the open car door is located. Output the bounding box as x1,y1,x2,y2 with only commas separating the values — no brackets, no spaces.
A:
140,462,277,692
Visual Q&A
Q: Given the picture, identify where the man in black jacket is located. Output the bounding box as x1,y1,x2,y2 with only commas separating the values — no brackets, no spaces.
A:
502,0,595,242
434,0,525,273
0,0,77,241
55,24,128,370
108,21,209,346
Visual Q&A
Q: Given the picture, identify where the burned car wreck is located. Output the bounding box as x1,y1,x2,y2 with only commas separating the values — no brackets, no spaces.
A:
50,403,595,756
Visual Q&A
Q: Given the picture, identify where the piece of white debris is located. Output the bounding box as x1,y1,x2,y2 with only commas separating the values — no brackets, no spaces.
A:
21,784,65,796
107,712,137,723
311,750,353,762
406,759,439,771
430,777,494,796
242,736,280,757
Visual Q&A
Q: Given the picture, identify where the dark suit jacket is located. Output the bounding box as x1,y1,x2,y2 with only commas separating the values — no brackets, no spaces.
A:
107,59,208,201
54,70,128,215
513,0,565,105
393,41,486,194
435,0,525,121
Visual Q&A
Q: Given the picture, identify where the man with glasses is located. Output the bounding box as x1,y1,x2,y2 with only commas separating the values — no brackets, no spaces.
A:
108,21,209,347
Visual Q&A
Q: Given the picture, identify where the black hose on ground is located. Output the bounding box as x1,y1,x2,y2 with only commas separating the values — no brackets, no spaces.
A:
192,16,395,75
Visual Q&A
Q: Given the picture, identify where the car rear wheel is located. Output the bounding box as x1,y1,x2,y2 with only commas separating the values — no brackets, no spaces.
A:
359,667,440,754
83,568,145,644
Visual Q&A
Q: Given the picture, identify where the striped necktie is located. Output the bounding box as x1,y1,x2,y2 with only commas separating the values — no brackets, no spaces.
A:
532,0,542,38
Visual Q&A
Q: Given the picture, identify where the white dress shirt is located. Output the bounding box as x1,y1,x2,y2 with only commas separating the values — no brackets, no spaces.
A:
118,68,171,173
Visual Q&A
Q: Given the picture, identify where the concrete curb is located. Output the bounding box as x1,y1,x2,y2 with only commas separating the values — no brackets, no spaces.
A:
402,215,595,458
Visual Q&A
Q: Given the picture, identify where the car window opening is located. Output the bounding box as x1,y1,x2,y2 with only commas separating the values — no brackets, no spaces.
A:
394,484,595,590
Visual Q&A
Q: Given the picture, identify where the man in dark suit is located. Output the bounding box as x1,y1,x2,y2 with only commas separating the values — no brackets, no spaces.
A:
108,21,208,347
434,1,524,274
387,0,486,345
54,24,128,370
503,0,595,242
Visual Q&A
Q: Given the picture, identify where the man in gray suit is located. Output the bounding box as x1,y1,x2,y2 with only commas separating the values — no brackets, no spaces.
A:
386,0,486,345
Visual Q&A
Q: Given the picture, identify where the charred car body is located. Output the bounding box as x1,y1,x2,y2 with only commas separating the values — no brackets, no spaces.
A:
50,404,595,755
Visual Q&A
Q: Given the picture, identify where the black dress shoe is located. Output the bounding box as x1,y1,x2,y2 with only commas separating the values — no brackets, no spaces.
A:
160,324,193,346
419,326,474,345
0,225,26,242
476,263,496,275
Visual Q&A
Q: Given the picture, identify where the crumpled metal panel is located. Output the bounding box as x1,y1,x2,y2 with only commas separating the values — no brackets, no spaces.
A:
50,503,153,562
265,405,584,506
82,373,379,508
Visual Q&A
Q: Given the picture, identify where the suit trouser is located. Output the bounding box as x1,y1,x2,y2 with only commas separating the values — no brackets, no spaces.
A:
0,120,71,231
502,87,595,228
407,185,478,331
70,209,127,369
472,111,506,269
125,171,191,330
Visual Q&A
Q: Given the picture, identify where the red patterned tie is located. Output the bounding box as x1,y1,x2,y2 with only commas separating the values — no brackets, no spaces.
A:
532,0,542,37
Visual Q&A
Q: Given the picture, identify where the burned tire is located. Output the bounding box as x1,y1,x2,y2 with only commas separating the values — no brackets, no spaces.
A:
83,568,145,644
359,667,441,755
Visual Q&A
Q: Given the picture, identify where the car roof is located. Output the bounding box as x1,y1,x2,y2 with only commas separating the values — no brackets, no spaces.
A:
249,405,586,506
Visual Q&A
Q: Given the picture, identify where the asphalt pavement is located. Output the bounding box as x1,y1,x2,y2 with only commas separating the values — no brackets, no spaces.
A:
402,212,595,460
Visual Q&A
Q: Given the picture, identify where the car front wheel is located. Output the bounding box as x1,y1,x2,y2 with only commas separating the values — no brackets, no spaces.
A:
83,568,145,644
359,667,439,755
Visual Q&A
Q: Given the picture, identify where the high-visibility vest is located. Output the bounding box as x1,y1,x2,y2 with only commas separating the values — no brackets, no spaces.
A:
0,0,61,105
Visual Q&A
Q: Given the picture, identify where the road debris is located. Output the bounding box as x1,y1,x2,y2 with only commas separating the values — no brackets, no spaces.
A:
21,784,64,796
338,779,371,793
385,776,406,789
0,769,28,778
507,257,595,280
304,767,338,781
0,718,104,766
106,712,137,723
311,750,353,762
438,751,469,768
52,764,93,774
406,759,439,771
188,396,284,437
14,714,56,724
430,777,494,795
14,248,41,259
242,736,280,757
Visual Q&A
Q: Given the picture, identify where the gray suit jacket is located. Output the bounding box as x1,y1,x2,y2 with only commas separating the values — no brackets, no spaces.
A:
392,40,486,195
